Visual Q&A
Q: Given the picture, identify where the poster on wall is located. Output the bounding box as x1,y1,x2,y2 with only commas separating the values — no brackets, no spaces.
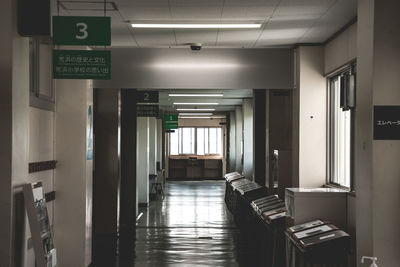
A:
87,105,93,160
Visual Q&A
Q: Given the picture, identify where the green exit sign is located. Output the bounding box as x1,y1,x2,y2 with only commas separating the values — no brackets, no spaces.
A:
164,114,178,130
164,114,178,122
53,16,111,46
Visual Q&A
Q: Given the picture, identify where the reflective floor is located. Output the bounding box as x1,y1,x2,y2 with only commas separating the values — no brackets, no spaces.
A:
130,181,260,267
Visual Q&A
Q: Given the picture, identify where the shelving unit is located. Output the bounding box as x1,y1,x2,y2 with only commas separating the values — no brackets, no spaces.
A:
168,156,223,180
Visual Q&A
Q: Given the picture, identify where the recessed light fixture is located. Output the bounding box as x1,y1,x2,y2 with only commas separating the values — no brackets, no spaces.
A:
179,113,213,116
174,102,219,105
176,108,216,111
169,93,223,97
179,116,226,119
179,116,213,119
131,23,261,29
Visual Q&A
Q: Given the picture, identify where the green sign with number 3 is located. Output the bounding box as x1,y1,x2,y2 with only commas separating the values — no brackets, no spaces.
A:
52,16,111,46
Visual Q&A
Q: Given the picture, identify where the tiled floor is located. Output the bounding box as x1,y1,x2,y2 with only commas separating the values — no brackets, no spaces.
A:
128,181,260,267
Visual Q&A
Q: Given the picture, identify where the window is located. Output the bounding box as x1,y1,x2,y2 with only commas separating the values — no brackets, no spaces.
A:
170,127,223,155
328,66,355,189
30,37,55,111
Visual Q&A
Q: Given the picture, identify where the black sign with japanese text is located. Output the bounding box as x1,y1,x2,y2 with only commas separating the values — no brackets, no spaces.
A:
374,106,400,140
137,105,159,117
137,91,159,103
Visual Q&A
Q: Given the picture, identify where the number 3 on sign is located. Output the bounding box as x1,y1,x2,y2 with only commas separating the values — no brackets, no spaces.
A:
76,23,88,40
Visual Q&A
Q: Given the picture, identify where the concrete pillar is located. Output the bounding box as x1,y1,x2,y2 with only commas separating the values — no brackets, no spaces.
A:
293,46,326,188
92,89,119,265
229,112,236,172
149,118,157,175
253,89,267,185
235,107,243,173
356,1,400,265
137,117,149,205
243,98,254,180
55,79,93,267
119,89,137,260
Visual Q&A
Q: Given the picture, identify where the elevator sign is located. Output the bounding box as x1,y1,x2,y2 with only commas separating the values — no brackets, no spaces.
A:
53,50,111,80
52,16,111,46
374,106,400,140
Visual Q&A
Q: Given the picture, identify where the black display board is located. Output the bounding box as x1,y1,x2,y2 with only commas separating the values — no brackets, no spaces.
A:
373,106,400,140
136,105,159,117
136,91,159,103
18,0,50,36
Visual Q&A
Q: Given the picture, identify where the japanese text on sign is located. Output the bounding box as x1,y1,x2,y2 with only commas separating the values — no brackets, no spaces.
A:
53,50,111,80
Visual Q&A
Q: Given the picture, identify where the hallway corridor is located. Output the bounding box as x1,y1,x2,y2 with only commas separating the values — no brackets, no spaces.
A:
132,181,259,267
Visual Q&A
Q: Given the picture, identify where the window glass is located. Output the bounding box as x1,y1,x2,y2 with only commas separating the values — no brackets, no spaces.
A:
182,128,195,154
204,128,209,154
197,128,205,155
330,75,352,188
209,128,217,154
217,128,222,154
170,129,179,155
169,127,223,156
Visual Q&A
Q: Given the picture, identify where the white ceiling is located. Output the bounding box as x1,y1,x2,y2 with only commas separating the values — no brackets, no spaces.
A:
58,0,357,48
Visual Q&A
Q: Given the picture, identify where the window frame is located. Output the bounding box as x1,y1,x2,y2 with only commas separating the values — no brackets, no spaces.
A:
169,126,223,156
29,37,55,111
327,64,356,191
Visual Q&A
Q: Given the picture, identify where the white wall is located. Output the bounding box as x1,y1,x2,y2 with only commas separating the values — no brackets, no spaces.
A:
324,22,357,74
355,1,400,266
54,79,93,267
235,107,243,173
242,99,254,180
296,46,327,188
94,48,294,90
137,117,149,205
324,23,359,265
0,5,57,266
229,112,236,172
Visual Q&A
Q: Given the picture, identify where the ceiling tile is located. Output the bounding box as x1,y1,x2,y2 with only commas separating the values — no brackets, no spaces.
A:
111,23,138,47
274,0,336,16
169,0,224,20
174,29,218,46
299,0,357,43
216,29,262,47
132,29,176,47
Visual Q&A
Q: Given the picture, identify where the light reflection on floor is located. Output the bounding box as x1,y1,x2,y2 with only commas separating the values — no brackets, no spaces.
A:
130,181,261,267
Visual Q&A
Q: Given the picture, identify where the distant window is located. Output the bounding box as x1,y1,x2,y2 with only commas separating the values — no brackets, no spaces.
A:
328,66,356,189
170,127,222,156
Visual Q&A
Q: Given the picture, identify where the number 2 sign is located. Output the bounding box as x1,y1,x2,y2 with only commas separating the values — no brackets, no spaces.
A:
52,16,111,46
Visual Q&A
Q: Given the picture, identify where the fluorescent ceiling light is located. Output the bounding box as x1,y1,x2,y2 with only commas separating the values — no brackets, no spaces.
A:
179,116,213,119
153,63,238,69
169,93,223,97
177,108,216,111
179,116,226,119
174,102,219,105
179,113,213,116
132,23,261,29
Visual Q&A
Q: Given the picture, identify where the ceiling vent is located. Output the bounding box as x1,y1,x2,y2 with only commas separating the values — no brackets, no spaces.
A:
59,1,118,11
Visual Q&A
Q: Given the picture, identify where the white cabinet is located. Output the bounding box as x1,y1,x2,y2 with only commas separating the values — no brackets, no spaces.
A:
285,188,348,230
